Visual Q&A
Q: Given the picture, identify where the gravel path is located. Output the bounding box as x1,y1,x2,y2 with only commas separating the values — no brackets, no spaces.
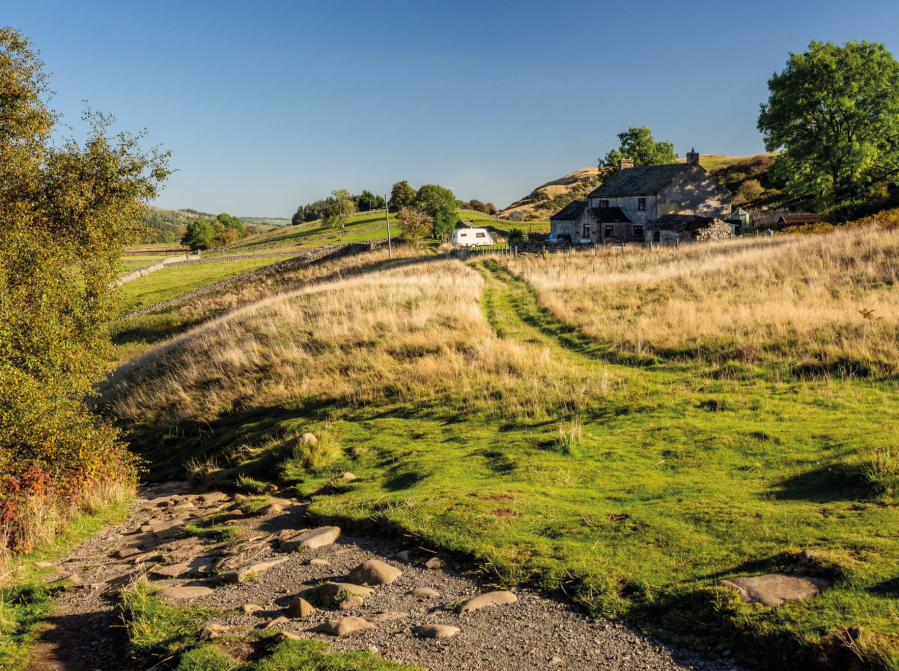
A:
26,483,742,671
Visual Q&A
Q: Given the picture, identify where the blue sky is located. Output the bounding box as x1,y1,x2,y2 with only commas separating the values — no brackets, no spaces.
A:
5,0,899,216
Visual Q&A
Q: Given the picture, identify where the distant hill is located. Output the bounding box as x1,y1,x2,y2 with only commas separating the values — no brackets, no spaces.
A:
500,154,782,221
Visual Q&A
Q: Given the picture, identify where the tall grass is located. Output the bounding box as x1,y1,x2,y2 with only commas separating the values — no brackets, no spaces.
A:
504,226,899,376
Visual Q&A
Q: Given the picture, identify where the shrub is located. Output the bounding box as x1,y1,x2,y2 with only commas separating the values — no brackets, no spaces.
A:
468,199,489,213
736,179,765,203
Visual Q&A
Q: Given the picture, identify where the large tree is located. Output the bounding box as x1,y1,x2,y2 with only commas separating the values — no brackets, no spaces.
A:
414,184,457,237
601,126,678,169
322,189,356,229
389,180,416,211
0,27,169,549
758,40,899,207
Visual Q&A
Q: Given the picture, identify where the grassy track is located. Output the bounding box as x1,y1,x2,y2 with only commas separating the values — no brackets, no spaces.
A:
109,246,899,669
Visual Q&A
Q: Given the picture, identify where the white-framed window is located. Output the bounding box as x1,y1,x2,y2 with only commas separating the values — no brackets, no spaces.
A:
476,232,486,238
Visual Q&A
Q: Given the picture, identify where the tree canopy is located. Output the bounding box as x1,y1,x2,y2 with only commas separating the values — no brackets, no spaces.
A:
414,184,457,237
358,190,386,212
601,126,678,169
0,27,169,545
322,189,356,229
758,40,899,210
390,180,416,210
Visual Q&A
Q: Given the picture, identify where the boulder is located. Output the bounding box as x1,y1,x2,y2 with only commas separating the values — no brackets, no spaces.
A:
287,597,316,618
281,527,341,552
424,557,443,570
369,611,409,623
241,604,264,614
300,433,318,446
160,586,213,600
338,595,364,611
313,582,373,604
719,574,830,608
340,472,358,481
408,587,440,599
347,559,402,586
413,624,460,639
457,590,518,614
265,616,290,629
311,617,376,637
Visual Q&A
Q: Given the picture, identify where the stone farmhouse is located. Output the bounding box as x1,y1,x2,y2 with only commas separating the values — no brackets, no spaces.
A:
550,150,733,243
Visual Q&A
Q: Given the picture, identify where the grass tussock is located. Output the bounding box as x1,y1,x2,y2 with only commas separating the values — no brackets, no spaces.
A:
504,226,899,376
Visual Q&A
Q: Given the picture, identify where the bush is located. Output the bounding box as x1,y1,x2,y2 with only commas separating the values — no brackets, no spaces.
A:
468,199,489,213
736,179,765,203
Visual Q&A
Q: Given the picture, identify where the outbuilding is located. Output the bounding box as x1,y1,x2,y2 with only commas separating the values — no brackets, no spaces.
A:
777,214,821,230
644,215,735,243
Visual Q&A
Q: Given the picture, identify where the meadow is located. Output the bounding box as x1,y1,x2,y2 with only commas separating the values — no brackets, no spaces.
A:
103,226,899,670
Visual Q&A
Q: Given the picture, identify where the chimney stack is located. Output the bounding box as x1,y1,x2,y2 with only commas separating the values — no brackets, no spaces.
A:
619,156,634,171
686,148,700,166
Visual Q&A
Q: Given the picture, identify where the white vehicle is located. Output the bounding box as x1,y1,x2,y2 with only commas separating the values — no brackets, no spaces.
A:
452,228,495,247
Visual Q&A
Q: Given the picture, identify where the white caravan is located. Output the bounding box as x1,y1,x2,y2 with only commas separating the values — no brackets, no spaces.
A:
452,228,495,247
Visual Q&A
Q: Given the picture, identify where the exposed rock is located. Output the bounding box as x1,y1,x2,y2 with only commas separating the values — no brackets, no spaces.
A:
241,604,264,614
199,624,230,641
199,491,229,505
338,595,365,611
150,557,216,579
212,556,290,584
313,582,374,603
111,547,144,561
233,493,248,503
424,557,443,570
409,587,440,599
287,597,316,618
279,631,302,641
369,611,409,623
160,586,213,600
413,624,460,639
340,472,358,481
310,616,376,637
267,504,284,515
395,550,411,562
266,616,290,629
719,574,830,608
33,561,55,569
457,590,518,614
347,559,402,586
263,484,279,495
216,541,269,571
309,558,330,566
281,526,341,552
300,433,319,446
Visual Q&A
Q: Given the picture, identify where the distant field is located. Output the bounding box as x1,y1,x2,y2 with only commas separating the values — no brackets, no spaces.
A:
117,257,290,313
222,211,390,252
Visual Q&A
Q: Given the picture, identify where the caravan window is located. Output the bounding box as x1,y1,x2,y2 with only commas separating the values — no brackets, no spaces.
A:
476,232,486,238
460,232,468,236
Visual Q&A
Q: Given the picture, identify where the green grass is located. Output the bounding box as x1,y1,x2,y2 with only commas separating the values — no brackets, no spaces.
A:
0,496,131,670
116,255,899,669
184,512,241,541
118,258,291,312
226,212,391,252
121,580,421,670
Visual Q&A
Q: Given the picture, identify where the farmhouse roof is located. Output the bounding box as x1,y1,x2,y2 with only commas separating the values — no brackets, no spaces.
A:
592,206,630,223
550,200,589,221
647,214,721,232
777,214,821,226
588,163,691,198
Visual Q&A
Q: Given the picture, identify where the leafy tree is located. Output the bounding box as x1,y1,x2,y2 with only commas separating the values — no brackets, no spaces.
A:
736,179,765,204
322,189,356,229
396,207,433,244
414,184,457,238
358,190,386,212
486,203,498,215
468,199,489,213
389,180,416,210
758,40,899,207
181,219,215,250
0,27,169,546
601,126,678,169
214,212,246,238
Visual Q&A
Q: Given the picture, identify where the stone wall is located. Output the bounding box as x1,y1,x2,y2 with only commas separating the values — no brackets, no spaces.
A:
589,195,657,224
695,219,735,241
115,253,201,287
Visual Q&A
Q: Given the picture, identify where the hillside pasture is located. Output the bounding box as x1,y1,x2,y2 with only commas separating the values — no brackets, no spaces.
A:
105,226,899,670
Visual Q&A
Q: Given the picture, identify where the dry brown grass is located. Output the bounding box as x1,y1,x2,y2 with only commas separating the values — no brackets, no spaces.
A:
108,259,611,438
503,226,899,375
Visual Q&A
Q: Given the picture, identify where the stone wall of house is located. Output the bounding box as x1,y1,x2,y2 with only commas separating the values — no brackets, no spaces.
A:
601,221,635,242
658,166,732,219
589,195,657,224
549,219,580,239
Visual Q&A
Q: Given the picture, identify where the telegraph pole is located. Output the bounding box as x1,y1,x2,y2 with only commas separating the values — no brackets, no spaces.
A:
384,195,393,260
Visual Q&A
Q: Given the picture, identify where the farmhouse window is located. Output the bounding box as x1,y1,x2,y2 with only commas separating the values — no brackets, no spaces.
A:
638,198,646,211
634,225,644,239
583,225,591,237
604,225,614,238
599,200,609,208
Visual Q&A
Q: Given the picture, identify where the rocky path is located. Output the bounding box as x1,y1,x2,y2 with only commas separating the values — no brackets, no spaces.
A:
26,483,741,671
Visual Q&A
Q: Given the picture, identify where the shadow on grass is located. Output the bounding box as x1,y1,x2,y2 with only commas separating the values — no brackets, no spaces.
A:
771,464,868,503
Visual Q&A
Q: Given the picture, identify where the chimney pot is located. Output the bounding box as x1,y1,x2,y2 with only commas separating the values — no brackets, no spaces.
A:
619,156,635,171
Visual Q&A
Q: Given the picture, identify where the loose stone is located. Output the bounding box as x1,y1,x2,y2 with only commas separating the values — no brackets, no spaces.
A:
311,616,376,637
457,590,518,614
287,597,316,618
348,559,402,586
413,624,460,639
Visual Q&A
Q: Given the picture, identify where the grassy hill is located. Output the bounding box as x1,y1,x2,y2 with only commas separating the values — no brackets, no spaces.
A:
103,227,899,670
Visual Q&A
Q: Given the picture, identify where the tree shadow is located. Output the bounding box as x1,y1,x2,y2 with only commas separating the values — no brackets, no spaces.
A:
867,576,899,598
770,464,867,503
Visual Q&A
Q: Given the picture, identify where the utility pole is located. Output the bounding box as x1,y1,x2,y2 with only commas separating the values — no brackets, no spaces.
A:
385,195,393,260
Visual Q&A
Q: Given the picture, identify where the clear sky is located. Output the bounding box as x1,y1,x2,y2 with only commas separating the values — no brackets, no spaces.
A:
5,0,899,216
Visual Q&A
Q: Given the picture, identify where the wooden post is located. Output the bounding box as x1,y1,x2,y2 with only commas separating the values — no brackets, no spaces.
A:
384,195,393,260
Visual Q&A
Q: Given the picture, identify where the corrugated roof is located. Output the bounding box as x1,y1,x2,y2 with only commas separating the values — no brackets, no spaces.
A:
647,214,720,232
588,164,690,197
778,214,821,225
550,200,589,221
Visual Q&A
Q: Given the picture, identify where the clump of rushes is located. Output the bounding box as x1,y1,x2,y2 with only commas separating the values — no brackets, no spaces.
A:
555,416,583,456
290,430,342,470
236,475,266,494
864,446,899,497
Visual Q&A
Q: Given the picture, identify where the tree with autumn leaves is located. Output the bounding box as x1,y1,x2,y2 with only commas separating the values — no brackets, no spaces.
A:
0,27,169,553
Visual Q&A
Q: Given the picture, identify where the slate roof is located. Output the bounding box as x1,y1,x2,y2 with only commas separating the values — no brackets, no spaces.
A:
647,214,721,232
778,214,821,226
588,164,691,198
550,202,632,223
550,200,589,221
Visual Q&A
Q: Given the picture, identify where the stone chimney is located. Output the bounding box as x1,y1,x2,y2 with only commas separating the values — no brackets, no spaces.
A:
619,156,634,171
686,148,700,166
